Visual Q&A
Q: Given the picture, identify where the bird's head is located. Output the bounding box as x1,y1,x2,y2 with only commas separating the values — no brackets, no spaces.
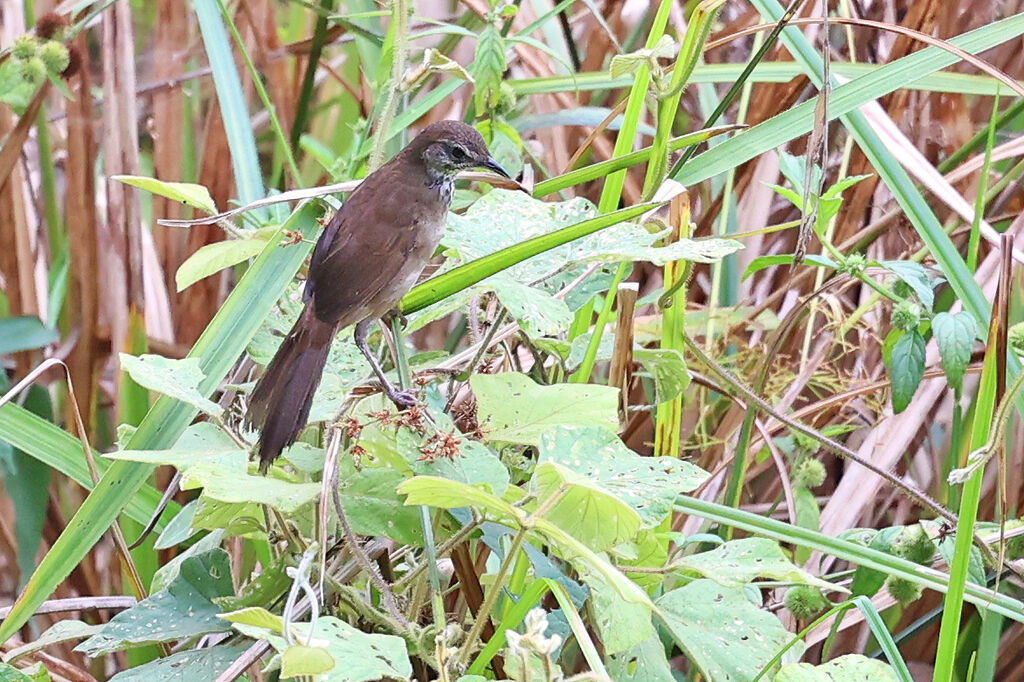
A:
415,120,510,181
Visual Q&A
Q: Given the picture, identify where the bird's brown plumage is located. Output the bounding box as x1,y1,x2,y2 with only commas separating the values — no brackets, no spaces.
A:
245,121,508,472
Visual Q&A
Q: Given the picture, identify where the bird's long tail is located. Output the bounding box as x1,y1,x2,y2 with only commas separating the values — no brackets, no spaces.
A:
245,305,335,473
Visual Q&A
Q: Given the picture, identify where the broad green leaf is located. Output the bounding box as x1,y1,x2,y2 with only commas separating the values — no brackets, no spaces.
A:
191,497,264,537
743,254,837,279
107,421,248,470
398,476,523,524
401,199,661,314
656,579,804,679
581,236,743,266
886,330,926,413
878,260,941,312
3,620,105,663
119,354,223,418
633,348,689,405
0,662,49,682
151,529,225,593
0,316,58,354
175,236,270,291
537,426,707,528
112,175,217,214
218,606,284,631
932,311,977,392
607,633,676,682
583,561,655,654
674,538,840,592
154,501,198,550
473,373,619,446
182,464,321,514
775,654,900,681
105,643,252,682
338,468,424,546
282,618,412,682
533,461,642,552
76,550,233,655
492,279,573,338
281,644,335,677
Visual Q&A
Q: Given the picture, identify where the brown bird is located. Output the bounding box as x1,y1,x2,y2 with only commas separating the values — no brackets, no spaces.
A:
245,121,509,473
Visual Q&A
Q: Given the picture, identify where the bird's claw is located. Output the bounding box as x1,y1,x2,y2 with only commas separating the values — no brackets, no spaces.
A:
386,387,419,410
381,308,408,329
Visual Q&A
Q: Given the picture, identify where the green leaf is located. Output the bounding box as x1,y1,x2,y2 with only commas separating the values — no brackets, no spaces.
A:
932,311,977,392
118,354,224,418
775,654,900,681
0,662,49,682
607,633,676,682
878,260,941,312
182,464,321,514
398,476,523,524
470,26,506,112
175,236,270,291
112,175,217,214
0,316,58,354
104,643,252,682
656,579,805,679
401,198,661,314
537,426,707,528
338,468,424,545
533,461,642,552
886,329,926,413
582,236,743,266
281,644,336,677
742,254,838,279
674,538,840,592
472,373,619,446
283,618,412,682
633,348,689,404
3,620,105,664
582,560,654,654
76,550,234,655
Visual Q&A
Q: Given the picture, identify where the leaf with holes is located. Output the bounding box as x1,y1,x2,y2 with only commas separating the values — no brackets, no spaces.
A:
674,538,840,592
76,550,234,655
473,373,619,446
533,460,641,553
119,354,223,418
537,426,708,528
657,579,805,679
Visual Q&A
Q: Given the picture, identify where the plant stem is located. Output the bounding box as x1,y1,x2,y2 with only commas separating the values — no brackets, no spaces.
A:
455,527,527,667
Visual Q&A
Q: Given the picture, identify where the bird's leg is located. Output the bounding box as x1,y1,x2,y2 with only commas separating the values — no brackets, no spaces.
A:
354,319,418,409
380,307,407,330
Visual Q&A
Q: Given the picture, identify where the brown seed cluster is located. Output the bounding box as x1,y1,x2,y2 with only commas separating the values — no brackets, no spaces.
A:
417,431,461,461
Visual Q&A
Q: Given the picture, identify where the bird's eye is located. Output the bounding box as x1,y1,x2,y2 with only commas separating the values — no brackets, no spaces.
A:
451,145,468,160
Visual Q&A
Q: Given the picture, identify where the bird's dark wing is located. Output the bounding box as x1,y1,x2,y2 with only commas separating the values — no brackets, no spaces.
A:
305,179,445,327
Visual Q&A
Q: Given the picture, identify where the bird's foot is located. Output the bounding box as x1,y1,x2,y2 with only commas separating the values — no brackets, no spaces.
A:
381,308,408,330
384,385,419,410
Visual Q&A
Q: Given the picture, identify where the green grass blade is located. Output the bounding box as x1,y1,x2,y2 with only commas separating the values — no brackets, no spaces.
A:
0,203,322,643
533,125,741,198
0,403,175,527
674,495,1024,622
399,202,660,315
195,0,266,211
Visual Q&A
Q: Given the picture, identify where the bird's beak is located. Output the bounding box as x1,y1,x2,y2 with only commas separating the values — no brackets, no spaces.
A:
481,156,511,179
